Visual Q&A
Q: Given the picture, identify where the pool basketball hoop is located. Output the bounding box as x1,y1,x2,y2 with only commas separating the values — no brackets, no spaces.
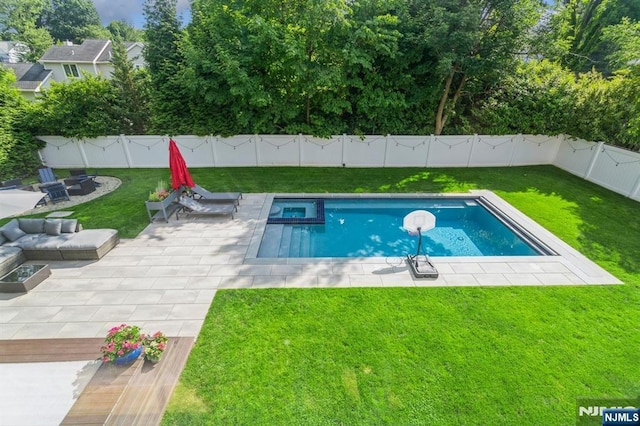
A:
403,210,438,278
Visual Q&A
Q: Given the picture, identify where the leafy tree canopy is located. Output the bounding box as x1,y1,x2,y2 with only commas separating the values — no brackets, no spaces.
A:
41,0,103,43
25,74,121,138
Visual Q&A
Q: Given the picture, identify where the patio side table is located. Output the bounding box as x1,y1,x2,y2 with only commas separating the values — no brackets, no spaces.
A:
0,264,51,293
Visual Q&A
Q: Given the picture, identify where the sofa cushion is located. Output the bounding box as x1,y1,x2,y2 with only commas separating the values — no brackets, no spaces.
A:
0,246,24,262
18,218,45,234
0,246,26,276
58,229,117,250
1,220,26,242
18,233,71,250
44,219,63,236
0,233,6,245
61,219,78,233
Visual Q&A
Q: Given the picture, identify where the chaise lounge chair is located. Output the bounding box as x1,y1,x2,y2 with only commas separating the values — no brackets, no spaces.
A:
191,184,242,206
177,196,236,220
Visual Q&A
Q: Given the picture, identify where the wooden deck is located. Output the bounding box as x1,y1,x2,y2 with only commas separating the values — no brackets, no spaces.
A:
0,337,194,426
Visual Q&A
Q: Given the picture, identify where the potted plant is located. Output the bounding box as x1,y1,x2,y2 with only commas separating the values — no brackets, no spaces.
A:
147,179,171,202
100,324,143,365
145,179,180,222
143,331,168,363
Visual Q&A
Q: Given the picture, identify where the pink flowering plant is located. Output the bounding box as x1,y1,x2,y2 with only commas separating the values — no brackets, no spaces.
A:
143,331,168,361
100,324,143,363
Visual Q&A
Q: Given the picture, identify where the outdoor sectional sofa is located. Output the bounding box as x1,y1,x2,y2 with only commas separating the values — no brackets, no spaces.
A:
0,218,119,277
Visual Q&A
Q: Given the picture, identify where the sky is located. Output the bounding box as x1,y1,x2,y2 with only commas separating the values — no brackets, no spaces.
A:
91,0,191,29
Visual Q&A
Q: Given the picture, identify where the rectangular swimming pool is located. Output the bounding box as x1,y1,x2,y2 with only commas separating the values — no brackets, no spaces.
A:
257,197,556,258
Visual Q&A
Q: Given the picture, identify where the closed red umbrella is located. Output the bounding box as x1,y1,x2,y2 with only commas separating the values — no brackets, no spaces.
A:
169,138,195,190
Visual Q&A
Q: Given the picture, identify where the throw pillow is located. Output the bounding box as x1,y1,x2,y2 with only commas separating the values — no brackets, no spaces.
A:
44,219,63,236
1,220,26,242
60,219,78,233
18,218,45,234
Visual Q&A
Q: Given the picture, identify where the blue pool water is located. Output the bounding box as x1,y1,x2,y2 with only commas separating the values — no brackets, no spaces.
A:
258,198,543,258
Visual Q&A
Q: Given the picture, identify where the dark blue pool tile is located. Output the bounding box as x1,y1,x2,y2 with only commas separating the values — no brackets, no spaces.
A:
267,199,325,224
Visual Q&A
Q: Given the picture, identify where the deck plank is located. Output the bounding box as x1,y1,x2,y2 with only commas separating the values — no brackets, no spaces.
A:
0,338,104,363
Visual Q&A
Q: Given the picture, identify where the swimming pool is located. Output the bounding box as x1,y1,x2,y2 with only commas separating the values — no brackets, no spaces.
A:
257,197,555,258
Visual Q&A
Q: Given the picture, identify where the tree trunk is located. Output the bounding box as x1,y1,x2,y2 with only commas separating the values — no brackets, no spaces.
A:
435,72,454,135
435,72,467,135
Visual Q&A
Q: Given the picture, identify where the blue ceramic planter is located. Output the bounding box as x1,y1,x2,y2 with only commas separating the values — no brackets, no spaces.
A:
112,346,142,366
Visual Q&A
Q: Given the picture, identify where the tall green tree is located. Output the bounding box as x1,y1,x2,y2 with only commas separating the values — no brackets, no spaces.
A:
343,0,408,135
0,0,53,61
537,0,640,73
110,38,150,134
107,20,144,42
403,0,541,134
601,17,640,71
186,0,357,135
143,0,191,134
0,66,43,177
41,0,106,43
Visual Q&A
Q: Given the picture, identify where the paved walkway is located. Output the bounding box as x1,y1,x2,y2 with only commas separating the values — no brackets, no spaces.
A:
0,191,621,341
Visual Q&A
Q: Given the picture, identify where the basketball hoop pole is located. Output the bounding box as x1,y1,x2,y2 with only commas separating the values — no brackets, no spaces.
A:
403,210,438,278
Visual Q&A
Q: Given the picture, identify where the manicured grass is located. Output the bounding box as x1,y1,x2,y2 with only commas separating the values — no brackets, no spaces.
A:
163,286,637,425
156,165,638,425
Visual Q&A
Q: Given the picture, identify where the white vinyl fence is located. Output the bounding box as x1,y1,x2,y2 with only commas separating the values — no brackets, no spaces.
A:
37,133,640,201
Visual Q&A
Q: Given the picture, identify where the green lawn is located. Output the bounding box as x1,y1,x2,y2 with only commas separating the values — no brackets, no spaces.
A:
7,165,639,424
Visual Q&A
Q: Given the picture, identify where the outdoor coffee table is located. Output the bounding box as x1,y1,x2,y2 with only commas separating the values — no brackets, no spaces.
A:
0,264,51,293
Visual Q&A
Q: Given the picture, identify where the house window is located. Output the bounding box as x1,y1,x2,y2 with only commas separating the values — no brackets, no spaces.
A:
63,64,79,78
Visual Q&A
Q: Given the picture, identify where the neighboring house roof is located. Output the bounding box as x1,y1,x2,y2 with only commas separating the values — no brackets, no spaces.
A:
5,63,52,91
39,39,144,65
40,39,112,63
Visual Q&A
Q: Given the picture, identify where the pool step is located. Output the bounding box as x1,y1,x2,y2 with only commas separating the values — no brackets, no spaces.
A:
287,227,310,257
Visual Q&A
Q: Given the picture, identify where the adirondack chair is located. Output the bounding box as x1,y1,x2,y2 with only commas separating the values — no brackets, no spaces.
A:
38,167,57,184
39,182,70,203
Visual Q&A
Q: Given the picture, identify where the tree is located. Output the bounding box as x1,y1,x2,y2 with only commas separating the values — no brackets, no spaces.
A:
25,75,121,138
107,20,144,42
143,0,192,134
342,0,408,135
195,0,356,135
110,38,150,134
0,66,43,177
536,0,640,73
472,60,576,135
601,17,640,71
0,0,53,61
570,69,640,149
403,0,541,134
41,0,104,43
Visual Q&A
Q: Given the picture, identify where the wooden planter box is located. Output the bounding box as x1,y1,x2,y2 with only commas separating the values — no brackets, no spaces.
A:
145,190,180,223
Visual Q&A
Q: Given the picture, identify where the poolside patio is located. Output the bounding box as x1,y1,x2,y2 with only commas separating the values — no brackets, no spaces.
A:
0,191,621,423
